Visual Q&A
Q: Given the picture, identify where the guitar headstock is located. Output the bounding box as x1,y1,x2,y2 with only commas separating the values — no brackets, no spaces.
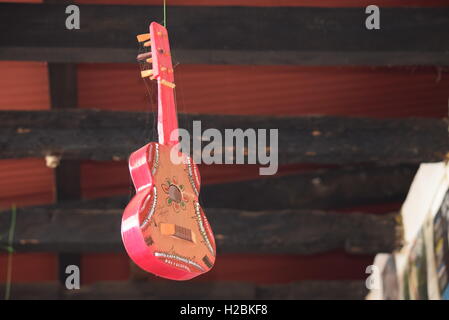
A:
137,22,175,89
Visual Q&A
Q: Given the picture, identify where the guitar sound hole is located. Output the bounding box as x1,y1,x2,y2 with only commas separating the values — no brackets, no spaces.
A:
168,184,182,203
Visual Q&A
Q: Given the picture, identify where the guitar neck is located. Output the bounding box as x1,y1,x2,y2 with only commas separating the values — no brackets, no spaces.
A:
157,79,179,146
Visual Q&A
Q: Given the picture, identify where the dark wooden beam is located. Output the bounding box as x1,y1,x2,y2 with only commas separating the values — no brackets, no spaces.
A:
0,109,447,165
0,195,402,254
0,3,448,65
200,165,416,211
0,280,367,300
1,164,415,212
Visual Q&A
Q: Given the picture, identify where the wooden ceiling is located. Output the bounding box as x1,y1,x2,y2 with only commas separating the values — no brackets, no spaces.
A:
0,0,448,297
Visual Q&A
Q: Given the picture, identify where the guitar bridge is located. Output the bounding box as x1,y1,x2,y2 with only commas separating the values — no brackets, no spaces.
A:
160,223,196,243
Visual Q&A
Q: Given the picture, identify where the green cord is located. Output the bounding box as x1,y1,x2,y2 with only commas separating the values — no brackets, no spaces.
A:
4,205,16,300
163,0,167,27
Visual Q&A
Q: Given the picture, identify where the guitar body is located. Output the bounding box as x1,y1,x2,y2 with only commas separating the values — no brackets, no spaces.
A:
122,142,216,280
121,22,216,280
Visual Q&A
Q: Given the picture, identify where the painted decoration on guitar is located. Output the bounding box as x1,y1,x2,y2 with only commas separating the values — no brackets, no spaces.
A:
121,22,216,280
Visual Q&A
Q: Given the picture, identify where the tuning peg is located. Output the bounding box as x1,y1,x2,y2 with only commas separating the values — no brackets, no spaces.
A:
143,41,151,47
141,70,153,78
137,52,152,61
146,58,153,63
161,79,176,88
136,33,151,42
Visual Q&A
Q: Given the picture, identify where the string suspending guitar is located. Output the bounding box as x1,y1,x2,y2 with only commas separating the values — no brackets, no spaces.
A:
121,22,216,280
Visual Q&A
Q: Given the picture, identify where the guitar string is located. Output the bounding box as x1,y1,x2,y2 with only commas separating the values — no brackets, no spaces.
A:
173,64,191,159
169,20,203,208
164,0,203,212
172,61,205,210
128,40,157,201
133,3,201,208
163,0,190,148
167,0,190,162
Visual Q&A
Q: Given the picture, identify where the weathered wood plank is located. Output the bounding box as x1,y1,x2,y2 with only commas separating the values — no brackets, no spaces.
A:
201,165,416,211
0,3,448,65
0,280,368,300
0,164,414,211
0,195,402,254
0,109,447,165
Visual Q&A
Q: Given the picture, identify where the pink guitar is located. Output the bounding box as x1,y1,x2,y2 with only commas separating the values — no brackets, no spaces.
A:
121,22,216,280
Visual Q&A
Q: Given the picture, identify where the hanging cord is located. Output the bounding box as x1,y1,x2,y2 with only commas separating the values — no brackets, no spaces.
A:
2,205,16,300
163,0,167,27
